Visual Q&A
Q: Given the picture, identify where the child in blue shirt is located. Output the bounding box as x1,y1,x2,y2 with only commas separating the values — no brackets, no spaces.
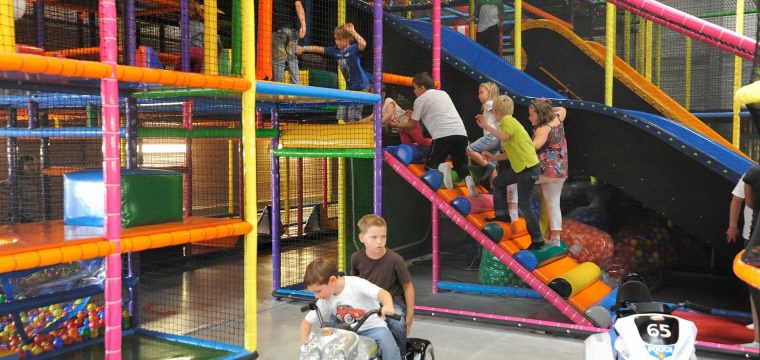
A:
298,23,370,122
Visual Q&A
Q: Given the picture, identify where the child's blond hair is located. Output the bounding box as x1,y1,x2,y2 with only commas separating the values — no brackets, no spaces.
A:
303,258,339,286
492,95,514,116
334,25,354,42
357,214,387,234
479,82,500,111
189,0,204,21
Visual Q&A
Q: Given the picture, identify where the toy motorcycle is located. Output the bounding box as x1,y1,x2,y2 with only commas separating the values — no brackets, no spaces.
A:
585,274,698,360
299,302,434,360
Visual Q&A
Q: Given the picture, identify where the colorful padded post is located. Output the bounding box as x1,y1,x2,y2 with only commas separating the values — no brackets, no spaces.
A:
514,241,569,271
548,262,602,298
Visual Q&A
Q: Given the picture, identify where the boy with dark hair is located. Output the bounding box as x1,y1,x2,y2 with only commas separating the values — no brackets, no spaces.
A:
300,259,401,360
392,72,477,195
351,214,414,358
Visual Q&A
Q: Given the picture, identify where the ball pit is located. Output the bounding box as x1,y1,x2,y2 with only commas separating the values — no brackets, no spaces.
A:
560,219,615,267
479,247,528,288
0,301,129,359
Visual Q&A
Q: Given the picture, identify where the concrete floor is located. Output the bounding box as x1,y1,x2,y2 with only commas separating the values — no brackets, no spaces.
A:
133,244,744,360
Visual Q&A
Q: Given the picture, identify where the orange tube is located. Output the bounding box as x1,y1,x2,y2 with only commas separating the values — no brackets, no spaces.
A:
533,256,577,283
256,0,272,80
121,220,251,252
0,52,111,78
382,73,439,88
0,242,116,274
116,65,250,90
0,52,251,91
734,251,760,290
0,218,251,274
569,280,611,312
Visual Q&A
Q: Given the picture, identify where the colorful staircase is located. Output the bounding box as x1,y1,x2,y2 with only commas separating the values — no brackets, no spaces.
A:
384,148,616,327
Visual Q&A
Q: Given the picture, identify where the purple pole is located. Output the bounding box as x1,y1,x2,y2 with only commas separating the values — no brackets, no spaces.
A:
39,108,50,220
123,0,135,66
238,141,244,220
125,98,137,169
432,0,441,83
372,0,383,215
6,108,18,224
35,0,45,48
180,0,190,72
183,99,193,216
27,101,37,130
271,107,281,291
432,205,439,293
297,157,303,236
125,96,138,329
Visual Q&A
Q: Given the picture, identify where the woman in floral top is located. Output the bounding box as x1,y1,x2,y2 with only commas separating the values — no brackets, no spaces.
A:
530,98,568,246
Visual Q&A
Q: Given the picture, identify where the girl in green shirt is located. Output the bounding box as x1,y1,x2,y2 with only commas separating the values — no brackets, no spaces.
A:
476,95,545,249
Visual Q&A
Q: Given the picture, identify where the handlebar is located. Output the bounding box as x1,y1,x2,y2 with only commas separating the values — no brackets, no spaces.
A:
300,302,401,333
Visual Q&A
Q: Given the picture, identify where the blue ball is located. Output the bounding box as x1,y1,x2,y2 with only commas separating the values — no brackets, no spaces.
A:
421,169,442,190
52,337,64,349
394,144,416,165
514,250,538,272
451,196,472,215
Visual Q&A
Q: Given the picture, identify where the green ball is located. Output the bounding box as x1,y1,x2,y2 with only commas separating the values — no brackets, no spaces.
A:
483,223,504,243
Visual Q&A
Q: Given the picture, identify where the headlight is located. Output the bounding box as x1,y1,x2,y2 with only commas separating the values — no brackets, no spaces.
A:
322,344,346,360
299,342,321,360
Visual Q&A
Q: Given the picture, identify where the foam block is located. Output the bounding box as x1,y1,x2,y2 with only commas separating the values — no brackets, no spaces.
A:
64,169,183,228
513,241,569,271
394,144,429,165
467,194,493,214
548,262,601,299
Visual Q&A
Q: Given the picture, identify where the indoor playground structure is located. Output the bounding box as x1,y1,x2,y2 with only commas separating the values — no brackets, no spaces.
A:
0,0,759,359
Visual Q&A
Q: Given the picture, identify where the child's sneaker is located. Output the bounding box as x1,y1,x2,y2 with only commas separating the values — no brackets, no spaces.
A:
438,163,453,189
465,176,478,196
547,238,561,247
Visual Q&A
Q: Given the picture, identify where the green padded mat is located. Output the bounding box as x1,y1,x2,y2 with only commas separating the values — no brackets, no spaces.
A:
58,334,235,360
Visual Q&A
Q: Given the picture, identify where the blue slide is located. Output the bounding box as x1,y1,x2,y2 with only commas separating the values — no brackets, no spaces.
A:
353,1,754,259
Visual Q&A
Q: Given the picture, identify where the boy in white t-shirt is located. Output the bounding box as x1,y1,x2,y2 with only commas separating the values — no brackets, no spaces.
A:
391,72,477,195
300,259,401,360
727,175,759,343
